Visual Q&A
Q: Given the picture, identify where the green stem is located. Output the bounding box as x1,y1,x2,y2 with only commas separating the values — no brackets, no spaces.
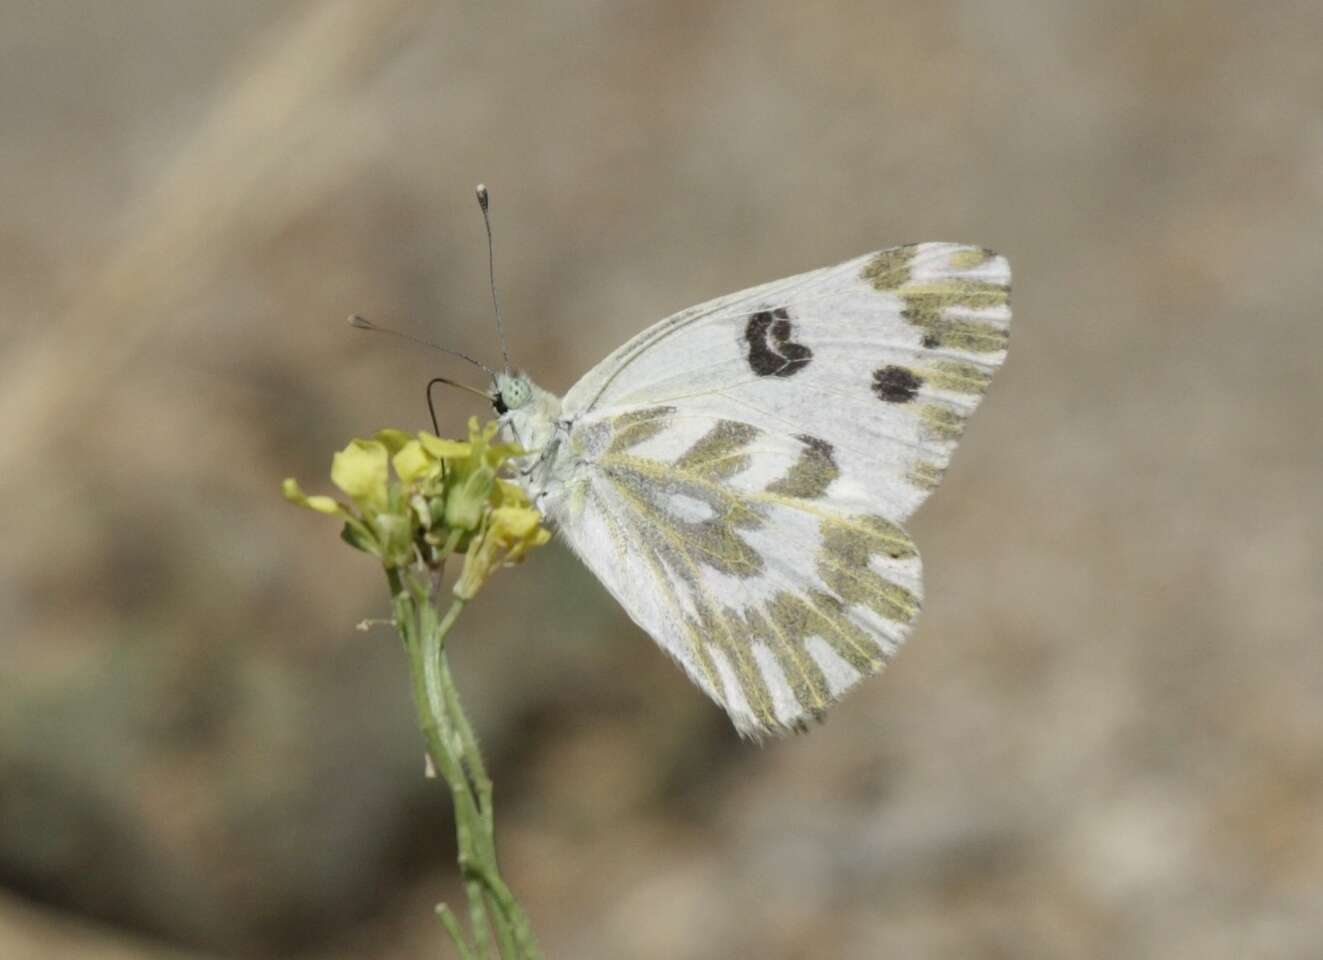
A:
389,567,541,960
435,904,476,960
440,650,494,831
436,652,533,956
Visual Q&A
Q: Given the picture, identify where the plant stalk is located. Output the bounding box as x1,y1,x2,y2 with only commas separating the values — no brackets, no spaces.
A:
388,567,541,959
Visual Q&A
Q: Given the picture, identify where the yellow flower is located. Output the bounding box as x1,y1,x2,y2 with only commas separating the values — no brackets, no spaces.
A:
281,477,342,515
372,428,414,454
418,433,472,460
392,439,437,486
454,504,552,600
440,418,521,533
331,439,390,513
284,419,548,591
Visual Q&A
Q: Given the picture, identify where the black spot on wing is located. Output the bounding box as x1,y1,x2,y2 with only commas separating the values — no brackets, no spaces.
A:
744,308,812,377
795,434,834,458
872,365,923,403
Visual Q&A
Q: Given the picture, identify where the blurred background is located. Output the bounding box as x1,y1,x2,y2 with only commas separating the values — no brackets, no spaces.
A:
2,1,1320,957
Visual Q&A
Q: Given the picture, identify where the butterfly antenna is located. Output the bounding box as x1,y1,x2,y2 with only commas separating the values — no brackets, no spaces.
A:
347,314,497,377
475,184,512,372
426,376,493,434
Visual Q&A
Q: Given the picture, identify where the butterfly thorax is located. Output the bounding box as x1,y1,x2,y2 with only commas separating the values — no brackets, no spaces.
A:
495,373,569,509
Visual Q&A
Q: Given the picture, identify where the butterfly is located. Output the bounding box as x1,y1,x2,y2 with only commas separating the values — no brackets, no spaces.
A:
487,240,1011,738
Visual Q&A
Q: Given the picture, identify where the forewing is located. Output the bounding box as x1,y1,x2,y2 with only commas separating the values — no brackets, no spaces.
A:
552,244,1010,736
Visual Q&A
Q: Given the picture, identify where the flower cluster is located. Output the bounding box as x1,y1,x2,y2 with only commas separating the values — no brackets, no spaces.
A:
283,418,550,599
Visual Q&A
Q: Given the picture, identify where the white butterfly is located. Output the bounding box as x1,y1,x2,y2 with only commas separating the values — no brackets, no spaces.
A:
494,242,1010,738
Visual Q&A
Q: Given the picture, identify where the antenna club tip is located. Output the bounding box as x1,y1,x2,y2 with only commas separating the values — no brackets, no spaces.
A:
475,184,489,209
348,314,374,329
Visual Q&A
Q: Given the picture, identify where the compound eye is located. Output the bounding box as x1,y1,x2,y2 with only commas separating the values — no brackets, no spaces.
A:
493,394,509,416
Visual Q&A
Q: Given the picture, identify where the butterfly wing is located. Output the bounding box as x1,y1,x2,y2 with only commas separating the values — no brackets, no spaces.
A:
547,243,1010,737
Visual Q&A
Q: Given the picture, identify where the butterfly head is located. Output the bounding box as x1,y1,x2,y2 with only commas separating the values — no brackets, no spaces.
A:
491,371,561,454
492,371,532,416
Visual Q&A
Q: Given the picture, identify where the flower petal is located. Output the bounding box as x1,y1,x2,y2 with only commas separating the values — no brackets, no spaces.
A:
418,433,471,459
392,440,435,484
373,428,414,455
331,439,390,510
283,478,348,515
